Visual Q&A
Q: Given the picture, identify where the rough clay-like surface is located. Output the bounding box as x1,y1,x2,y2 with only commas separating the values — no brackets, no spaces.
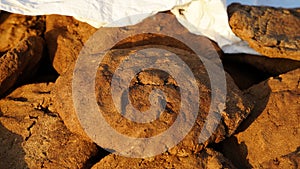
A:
45,15,97,74
53,43,252,157
0,12,44,54
260,148,300,169
0,83,98,168
0,36,44,96
92,148,236,169
52,13,250,147
1,8,299,168
228,3,300,61
45,13,222,75
233,69,300,168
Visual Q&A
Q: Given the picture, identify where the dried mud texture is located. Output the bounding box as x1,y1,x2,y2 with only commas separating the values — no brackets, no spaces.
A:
228,3,300,61
45,13,222,75
0,83,98,168
0,36,44,96
52,13,243,146
260,148,300,169
92,148,236,169
53,42,252,158
45,15,97,74
0,12,45,54
52,73,95,142
230,69,300,168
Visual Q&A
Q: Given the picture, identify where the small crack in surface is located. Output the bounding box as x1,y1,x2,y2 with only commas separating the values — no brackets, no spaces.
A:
25,121,36,141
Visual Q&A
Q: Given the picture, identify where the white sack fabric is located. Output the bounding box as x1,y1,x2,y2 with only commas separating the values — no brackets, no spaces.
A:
0,0,299,54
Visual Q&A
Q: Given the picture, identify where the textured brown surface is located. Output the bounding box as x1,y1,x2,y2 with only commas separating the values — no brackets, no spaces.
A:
223,69,300,168
45,13,222,75
52,13,250,146
45,15,97,74
52,73,93,142
0,12,44,54
0,83,98,168
228,3,300,61
260,148,300,169
92,148,236,169
0,9,299,168
53,43,252,157
0,36,44,96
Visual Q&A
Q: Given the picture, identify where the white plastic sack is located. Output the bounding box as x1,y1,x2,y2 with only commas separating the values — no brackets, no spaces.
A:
171,0,258,54
0,0,192,27
0,0,299,54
